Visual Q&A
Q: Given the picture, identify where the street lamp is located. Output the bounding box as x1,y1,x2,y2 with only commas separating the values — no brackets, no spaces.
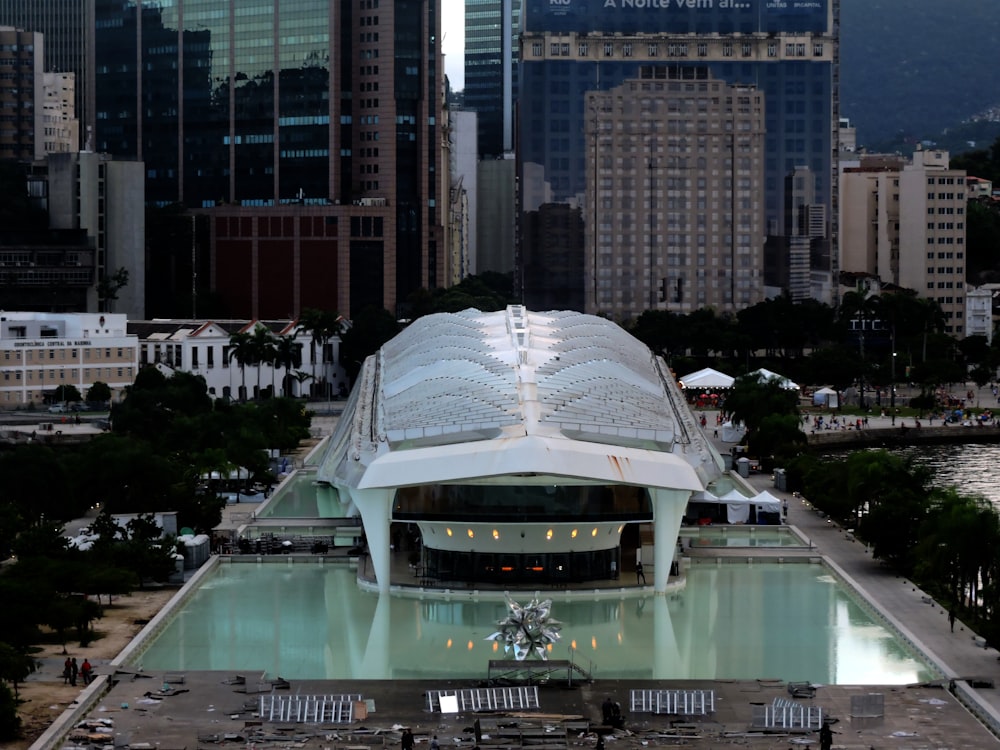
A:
890,351,897,426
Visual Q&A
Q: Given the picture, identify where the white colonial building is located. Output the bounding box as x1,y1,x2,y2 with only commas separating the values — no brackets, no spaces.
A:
0,312,137,408
129,319,345,402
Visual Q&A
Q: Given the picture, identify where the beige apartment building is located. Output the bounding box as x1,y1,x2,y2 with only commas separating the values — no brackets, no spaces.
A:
584,67,766,322
840,149,967,335
0,312,137,408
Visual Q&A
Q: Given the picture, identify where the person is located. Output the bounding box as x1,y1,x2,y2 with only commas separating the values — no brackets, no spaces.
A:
610,559,617,580
430,736,439,750
601,697,615,725
401,729,414,750
819,721,833,750
636,561,646,585
81,658,93,685
70,657,79,687
610,701,624,729
595,733,605,750
62,657,72,685
949,608,956,633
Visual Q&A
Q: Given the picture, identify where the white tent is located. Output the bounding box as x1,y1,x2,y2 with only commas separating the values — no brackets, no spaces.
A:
678,367,735,390
812,387,839,408
750,368,799,390
686,488,783,524
720,421,744,443
750,490,784,514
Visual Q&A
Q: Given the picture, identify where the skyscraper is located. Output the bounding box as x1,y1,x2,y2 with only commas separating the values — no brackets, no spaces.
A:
584,68,766,320
518,0,839,316
464,0,519,157
89,0,447,320
0,0,93,148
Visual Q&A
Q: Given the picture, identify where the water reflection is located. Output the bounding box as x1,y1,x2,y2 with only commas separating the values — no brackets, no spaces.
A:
136,562,935,684
894,443,1000,505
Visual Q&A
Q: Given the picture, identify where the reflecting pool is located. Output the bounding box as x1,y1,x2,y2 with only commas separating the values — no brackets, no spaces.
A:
255,471,346,519
132,561,936,684
682,526,805,548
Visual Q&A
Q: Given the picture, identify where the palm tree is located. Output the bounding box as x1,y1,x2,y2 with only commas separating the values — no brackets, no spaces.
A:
273,334,302,396
250,324,277,399
228,330,254,402
297,308,342,398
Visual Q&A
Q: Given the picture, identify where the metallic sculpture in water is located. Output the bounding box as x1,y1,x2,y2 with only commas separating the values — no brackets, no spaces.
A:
486,595,562,660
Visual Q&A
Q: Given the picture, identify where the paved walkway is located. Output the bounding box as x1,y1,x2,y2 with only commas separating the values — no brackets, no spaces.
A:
702,409,1000,736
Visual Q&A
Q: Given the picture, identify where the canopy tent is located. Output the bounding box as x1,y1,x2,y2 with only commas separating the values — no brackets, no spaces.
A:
812,387,839,408
686,488,783,524
749,368,799,391
720,421,744,443
678,367,736,390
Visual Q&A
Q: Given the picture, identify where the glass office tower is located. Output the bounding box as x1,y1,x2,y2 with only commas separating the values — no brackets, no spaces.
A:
464,0,519,157
518,0,839,314
90,0,445,320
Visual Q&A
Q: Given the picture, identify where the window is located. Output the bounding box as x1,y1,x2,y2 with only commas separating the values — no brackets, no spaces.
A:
578,42,588,56
696,43,707,57
767,42,777,57
531,42,541,56
722,43,733,58
604,43,614,57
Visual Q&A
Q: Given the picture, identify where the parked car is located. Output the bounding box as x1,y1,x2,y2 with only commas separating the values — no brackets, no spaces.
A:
48,403,68,413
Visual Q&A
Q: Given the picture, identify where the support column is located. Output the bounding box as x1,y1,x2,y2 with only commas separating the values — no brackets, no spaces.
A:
650,488,689,594
349,487,394,594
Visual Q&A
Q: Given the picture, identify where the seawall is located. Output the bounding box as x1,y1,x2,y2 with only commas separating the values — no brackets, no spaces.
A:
807,423,1000,451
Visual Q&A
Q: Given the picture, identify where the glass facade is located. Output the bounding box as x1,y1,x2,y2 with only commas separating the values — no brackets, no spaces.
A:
94,0,331,207
518,0,837,310
464,0,519,156
0,0,93,143
524,0,829,36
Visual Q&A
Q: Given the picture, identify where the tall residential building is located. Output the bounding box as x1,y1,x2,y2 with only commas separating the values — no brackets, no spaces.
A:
90,0,446,320
584,69,765,321
41,71,78,156
0,0,93,148
840,149,967,336
519,0,839,313
0,27,43,162
464,0,519,157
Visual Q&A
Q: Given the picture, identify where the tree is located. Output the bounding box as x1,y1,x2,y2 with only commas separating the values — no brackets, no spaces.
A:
338,307,401,384
87,381,112,404
49,384,82,404
0,682,20,742
724,376,800,435
273,335,301,397
228,330,254,401
297,309,342,397
97,267,129,313
250,324,277,398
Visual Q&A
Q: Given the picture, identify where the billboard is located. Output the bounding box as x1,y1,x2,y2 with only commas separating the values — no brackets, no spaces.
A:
525,0,829,36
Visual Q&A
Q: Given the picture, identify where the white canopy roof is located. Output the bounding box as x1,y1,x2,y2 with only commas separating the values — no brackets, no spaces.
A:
749,368,799,390
678,367,735,390
318,306,725,491
814,387,837,395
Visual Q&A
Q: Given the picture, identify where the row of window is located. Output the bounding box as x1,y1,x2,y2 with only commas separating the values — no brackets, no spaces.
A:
927,192,963,201
2,347,128,361
534,40,823,60
927,237,964,245
1,367,131,381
